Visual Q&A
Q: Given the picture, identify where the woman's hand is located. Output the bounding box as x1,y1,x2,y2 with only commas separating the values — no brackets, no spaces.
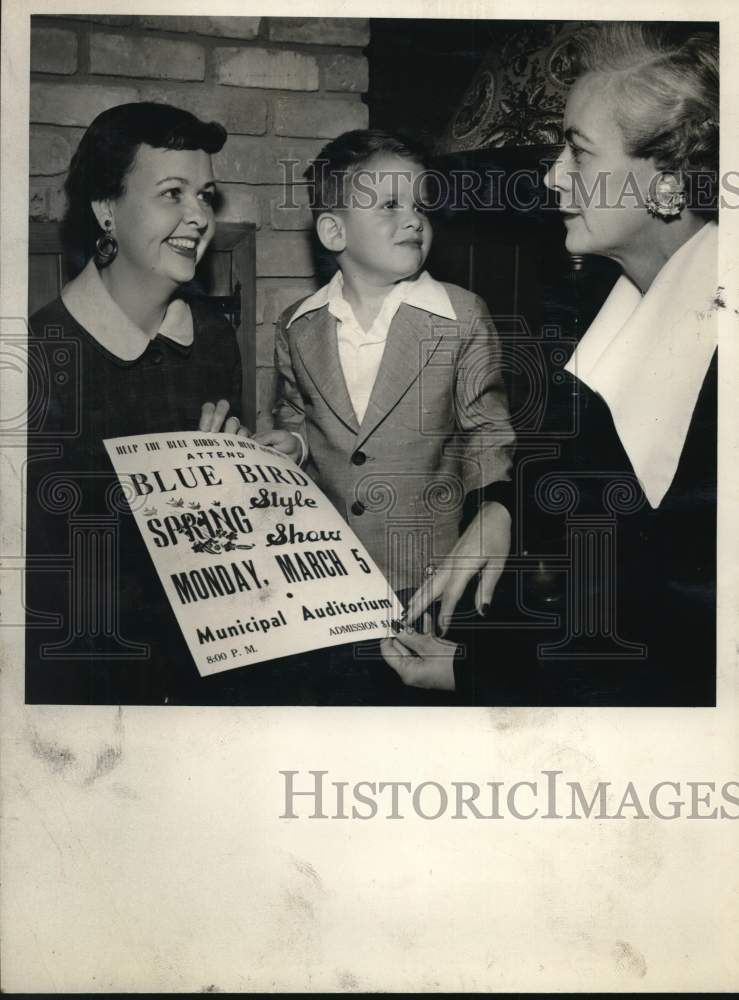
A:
380,614,457,691
198,400,250,437
252,429,303,462
404,501,511,634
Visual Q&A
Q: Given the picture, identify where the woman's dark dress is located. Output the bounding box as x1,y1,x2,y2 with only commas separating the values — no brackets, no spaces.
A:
24,294,249,704
453,353,717,706
25,295,408,705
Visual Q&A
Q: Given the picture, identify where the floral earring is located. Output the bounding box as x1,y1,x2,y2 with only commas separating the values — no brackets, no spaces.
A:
94,218,118,268
646,173,686,219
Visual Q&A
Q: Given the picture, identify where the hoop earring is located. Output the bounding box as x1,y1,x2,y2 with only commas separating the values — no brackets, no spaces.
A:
94,219,118,268
646,174,686,219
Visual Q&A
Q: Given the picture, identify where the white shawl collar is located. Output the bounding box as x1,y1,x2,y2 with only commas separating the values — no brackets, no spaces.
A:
565,222,719,508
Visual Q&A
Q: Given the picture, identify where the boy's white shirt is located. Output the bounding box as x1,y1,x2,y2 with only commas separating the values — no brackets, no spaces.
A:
285,270,457,461
565,221,719,509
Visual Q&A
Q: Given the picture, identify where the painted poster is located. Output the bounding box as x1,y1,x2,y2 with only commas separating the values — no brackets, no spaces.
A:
104,431,403,673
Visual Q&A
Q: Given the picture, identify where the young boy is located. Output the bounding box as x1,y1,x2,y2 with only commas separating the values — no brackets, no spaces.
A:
257,130,515,627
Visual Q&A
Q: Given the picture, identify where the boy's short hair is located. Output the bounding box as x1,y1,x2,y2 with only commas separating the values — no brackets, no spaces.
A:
305,129,431,220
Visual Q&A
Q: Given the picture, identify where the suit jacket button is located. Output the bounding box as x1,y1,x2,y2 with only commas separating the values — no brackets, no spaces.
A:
351,450,367,466
351,500,365,516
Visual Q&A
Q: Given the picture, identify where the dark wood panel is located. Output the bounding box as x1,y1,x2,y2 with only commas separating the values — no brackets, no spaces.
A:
231,228,257,431
428,152,620,431
28,255,61,317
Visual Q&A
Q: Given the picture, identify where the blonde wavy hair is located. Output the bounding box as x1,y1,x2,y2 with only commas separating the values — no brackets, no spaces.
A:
571,23,719,215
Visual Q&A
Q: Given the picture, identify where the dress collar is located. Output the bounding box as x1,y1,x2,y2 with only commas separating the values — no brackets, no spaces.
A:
286,269,457,328
565,222,719,508
61,259,194,363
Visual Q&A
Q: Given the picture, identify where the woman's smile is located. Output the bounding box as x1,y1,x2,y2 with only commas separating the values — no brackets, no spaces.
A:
102,145,216,288
165,236,200,260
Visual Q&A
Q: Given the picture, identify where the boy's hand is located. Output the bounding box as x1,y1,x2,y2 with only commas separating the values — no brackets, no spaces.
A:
252,429,303,462
199,400,250,437
404,501,511,634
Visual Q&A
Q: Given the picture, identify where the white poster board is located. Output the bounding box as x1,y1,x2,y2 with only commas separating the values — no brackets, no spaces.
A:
104,431,403,674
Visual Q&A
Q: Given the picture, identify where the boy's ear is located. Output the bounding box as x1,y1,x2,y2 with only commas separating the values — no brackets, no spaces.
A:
316,211,346,253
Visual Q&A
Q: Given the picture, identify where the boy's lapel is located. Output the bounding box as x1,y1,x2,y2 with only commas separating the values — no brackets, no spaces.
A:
292,307,359,433
357,304,444,445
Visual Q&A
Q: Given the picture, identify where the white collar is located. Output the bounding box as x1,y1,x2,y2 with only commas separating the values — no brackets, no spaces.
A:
61,258,194,362
286,269,457,328
565,222,719,508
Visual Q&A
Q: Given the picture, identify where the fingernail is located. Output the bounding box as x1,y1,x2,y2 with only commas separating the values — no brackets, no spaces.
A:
479,603,490,617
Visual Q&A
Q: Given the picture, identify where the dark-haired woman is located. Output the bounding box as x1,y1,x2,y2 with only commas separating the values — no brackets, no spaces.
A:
386,24,721,706
26,102,248,704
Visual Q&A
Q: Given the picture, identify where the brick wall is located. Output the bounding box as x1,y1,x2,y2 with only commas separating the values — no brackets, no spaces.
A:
29,14,369,428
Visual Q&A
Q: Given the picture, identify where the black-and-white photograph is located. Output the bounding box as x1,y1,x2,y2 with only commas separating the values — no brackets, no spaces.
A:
24,15,720,706
2,4,738,994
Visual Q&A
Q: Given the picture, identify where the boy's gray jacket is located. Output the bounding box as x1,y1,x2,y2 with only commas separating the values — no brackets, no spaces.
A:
273,282,515,592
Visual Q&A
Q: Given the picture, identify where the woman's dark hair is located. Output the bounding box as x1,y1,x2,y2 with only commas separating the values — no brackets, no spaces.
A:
570,23,719,216
305,129,432,220
63,101,227,266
